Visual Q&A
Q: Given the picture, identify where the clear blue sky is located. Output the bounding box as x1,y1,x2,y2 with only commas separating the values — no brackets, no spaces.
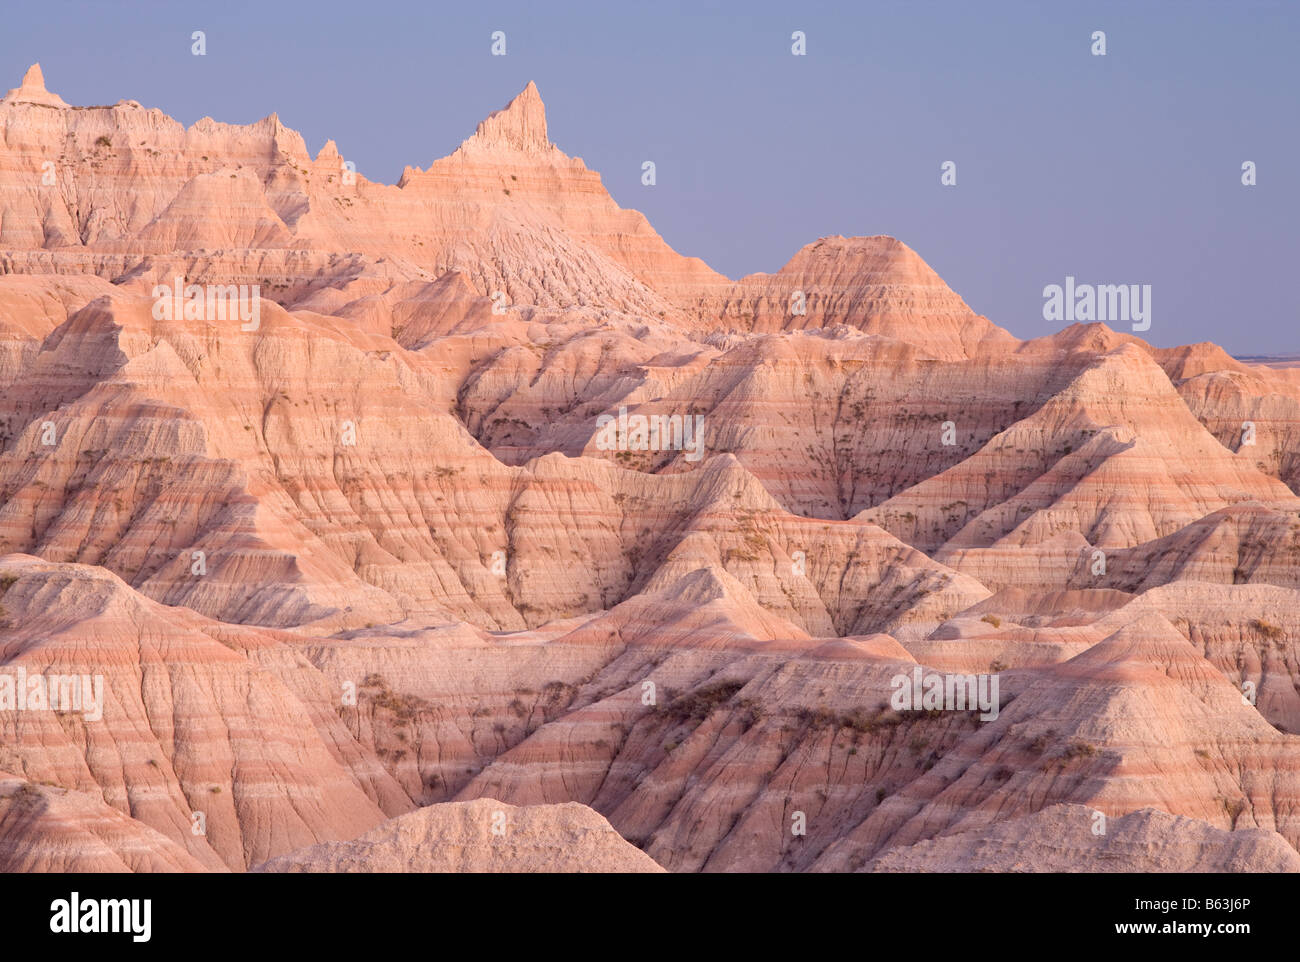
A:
3,0,1297,353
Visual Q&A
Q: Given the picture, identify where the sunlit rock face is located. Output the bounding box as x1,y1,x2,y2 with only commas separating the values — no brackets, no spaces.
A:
1,66,1298,873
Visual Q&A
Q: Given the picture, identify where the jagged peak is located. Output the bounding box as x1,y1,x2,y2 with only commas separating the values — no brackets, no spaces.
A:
3,61,69,108
315,139,340,163
465,81,549,153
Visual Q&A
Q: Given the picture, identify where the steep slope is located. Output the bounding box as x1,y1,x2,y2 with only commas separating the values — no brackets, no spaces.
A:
865,804,1300,873
0,62,1297,876
254,797,664,872
0,772,214,872
0,555,402,870
0,68,723,318
691,235,1014,358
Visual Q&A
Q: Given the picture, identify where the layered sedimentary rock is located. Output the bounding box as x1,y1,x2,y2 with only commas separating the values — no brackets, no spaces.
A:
689,235,1014,359
254,797,664,872
865,804,1300,873
0,772,212,872
0,64,1298,873
0,556,401,871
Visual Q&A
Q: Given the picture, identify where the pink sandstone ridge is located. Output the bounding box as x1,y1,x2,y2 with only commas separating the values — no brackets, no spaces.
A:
0,65,1297,873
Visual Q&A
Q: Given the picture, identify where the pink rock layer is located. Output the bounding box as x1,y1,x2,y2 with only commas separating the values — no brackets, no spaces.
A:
0,65,1297,873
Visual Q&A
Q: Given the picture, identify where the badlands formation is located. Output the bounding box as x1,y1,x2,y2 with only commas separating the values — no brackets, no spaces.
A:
0,64,1298,873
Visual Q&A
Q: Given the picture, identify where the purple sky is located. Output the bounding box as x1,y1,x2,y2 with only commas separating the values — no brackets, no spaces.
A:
3,0,1297,353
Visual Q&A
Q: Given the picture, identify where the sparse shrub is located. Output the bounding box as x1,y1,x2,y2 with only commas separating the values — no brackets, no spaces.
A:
795,705,839,730
737,697,764,731
980,614,1002,628
1251,619,1284,640
10,783,43,809
664,680,744,724
360,673,431,720
1218,796,1247,825
1061,740,1098,761
873,707,904,729
1028,729,1057,754
838,707,876,733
